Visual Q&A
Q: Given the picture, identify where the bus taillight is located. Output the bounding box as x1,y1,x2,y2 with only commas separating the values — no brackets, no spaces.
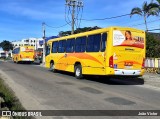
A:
142,58,145,69
109,56,114,68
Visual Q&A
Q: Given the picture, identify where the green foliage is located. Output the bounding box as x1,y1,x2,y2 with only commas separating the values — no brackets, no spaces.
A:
146,33,160,57
0,78,32,119
59,26,101,36
0,40,13,51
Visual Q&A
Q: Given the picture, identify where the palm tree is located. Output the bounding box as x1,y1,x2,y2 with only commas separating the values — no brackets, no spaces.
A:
152,0,160,10
130,1,159,31
156,0,160,10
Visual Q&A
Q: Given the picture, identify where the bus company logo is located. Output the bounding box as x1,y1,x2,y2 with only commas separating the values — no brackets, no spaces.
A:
2,111,11,116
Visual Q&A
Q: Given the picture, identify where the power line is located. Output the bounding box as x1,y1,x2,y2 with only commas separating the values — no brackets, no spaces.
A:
78,13,130,21
65,0,83,34
44,18,159,31
147,29,160,31
129,19,160,27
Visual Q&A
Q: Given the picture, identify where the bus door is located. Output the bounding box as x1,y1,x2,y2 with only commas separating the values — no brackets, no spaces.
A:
45,43,51,67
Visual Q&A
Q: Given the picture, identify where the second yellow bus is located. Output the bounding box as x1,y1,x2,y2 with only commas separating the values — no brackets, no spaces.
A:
12,46,35,64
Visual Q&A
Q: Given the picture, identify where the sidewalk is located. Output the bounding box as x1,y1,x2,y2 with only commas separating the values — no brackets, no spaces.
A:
143,72,160,88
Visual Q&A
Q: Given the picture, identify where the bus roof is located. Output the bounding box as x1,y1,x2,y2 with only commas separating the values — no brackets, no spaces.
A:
48,26,145,42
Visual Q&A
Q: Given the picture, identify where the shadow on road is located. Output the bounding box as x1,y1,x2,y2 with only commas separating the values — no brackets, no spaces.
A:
51,70,144,85
10,61,144,85
84,76,144,85
17,62,41,65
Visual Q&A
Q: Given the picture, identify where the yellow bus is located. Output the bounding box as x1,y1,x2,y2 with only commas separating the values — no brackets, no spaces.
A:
12,46,35,64
45,27,145,79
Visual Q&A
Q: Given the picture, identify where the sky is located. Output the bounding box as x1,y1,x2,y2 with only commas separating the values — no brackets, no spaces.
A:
0,0,159,42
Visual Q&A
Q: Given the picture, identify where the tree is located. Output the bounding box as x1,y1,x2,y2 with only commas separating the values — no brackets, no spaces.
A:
130,1,159,31
59,26,101,37
152,0,160,5
146,33,160,57
156,0,160,11
0,40,13,51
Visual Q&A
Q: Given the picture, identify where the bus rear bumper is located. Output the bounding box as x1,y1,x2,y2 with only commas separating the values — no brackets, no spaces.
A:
114,69,142,76
21,58,34,61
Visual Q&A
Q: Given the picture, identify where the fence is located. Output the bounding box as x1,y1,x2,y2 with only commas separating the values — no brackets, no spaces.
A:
145,58,160,73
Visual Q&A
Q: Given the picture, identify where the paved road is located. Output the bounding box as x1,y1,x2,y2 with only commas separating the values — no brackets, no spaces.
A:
0,61,160,119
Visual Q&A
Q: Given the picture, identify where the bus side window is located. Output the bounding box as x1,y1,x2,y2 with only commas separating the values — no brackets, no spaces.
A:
75,38,81,52
86,34,101,52
58,41,63,53
62,40,66,52
75,36,86,52
12,49,15,54
58,40,66,53
52,41,59,53
46,45,50,56
71,39,75,52
66,39,75,53
17,48,20,54
66,39,71,53
101,33,107,52
15,48,17,54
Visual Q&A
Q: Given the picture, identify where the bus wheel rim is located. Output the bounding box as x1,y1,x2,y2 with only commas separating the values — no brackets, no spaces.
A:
51,63,54,70
76,68,80,76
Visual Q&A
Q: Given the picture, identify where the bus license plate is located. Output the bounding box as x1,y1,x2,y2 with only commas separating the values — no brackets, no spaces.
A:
125,66,132,69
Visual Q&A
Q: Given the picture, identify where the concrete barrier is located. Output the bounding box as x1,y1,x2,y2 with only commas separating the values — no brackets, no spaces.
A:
145,58,160,73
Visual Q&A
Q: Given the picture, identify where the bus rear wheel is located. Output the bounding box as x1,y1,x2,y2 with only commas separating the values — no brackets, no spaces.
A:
75,65,83,79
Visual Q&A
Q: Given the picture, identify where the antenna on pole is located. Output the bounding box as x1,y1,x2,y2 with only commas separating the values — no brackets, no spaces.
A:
65,0,83,34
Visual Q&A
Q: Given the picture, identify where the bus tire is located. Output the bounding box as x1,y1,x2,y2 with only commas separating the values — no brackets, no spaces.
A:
16,58,19,64
75,64,83,79
50,62,56,72
13,59,16,63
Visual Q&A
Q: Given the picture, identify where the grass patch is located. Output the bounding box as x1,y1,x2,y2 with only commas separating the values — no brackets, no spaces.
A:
0,78,33,119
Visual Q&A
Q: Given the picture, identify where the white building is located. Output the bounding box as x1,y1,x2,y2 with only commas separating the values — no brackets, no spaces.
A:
12,38,43,51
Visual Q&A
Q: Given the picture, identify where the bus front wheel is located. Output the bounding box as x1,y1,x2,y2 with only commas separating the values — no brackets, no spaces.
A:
75,65,83,79
50,62,56,72
16,58,19,64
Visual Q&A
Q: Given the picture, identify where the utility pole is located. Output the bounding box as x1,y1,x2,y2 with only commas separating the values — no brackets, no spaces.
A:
65,0,83,34
42,22,46,65
71,2,75,34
